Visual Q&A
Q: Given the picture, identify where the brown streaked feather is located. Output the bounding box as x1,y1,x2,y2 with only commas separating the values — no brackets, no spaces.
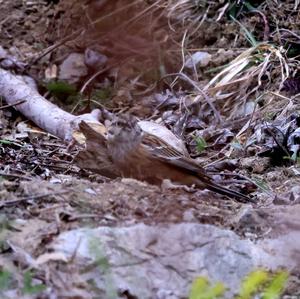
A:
142,133,209,176
141,132,251,203
75,121,120,178
106,114,252,203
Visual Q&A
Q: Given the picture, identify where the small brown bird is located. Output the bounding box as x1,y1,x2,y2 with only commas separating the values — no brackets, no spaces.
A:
107,114,251,203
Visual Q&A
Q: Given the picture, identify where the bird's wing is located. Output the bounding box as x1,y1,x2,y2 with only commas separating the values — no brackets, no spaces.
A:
141,132,210,178
141,132,252,203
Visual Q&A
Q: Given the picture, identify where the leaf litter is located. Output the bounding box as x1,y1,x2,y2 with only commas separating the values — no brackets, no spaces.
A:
1,0,300,297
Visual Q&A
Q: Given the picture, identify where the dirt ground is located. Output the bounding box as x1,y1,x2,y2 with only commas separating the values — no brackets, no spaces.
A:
1,0,300,297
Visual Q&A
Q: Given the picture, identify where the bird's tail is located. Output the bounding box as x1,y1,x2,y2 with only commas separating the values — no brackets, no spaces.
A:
204,181,253,203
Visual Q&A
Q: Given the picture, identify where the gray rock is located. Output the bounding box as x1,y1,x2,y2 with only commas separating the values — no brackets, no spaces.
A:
52,223,273,298
84,48,108,71
0,46,8,59
185,52,212,69
59,53,88,83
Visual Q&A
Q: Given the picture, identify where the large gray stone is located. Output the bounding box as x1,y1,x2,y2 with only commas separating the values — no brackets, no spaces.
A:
52,223,274,298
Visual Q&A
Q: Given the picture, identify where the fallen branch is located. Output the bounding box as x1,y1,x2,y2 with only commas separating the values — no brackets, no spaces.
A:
0,68,102,141
0,68,188,179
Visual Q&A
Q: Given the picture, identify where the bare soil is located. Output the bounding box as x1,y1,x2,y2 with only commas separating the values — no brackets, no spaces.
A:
1,0,300,297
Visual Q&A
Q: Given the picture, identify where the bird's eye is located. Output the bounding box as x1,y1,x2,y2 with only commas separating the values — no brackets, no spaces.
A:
112,118,133,130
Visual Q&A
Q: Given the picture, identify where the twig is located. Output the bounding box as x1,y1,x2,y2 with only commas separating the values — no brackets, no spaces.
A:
80,66,110,94
0,99,26,110
251,9,270,42
216,3,229,21
217,172,274,196
272,28,300,43
171,30,188,87
0,190,69,208
161,72,223,124
0,171,32,181
264,123,290,157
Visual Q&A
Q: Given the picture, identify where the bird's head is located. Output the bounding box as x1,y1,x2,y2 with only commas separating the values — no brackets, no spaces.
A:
107,114,142,145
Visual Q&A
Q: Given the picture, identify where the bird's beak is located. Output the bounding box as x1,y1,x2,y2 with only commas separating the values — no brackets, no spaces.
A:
106,127,115,141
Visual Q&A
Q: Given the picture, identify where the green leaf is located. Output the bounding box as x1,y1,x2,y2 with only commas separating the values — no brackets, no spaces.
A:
22,271,46,295
243,2,257,11
189,277,209,299
195,136,207,154
290,151,298,162
230,15,258,47
251,177,271,192
204,282,226,299
189,277,226,299
0,139,24,148
0,270,11,290
262,271,288,299
238,270,269,299
189,271,289,299
0,139,13,145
